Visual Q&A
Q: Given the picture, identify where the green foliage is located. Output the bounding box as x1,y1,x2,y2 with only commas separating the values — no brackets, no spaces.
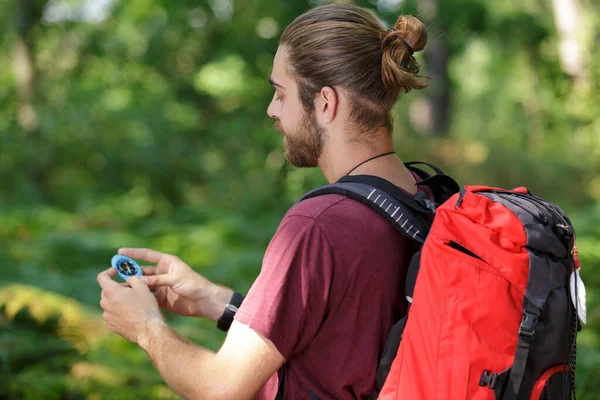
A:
1,0,599,398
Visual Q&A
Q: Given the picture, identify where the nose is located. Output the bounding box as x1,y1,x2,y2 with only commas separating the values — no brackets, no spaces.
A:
267,94,278,119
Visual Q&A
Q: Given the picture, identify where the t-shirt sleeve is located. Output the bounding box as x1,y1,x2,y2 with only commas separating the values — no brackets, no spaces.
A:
234,214,334,361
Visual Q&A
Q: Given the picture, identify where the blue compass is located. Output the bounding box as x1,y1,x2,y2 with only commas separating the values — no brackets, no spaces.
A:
111,255,142,281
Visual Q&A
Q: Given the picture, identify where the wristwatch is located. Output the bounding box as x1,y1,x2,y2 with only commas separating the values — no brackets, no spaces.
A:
217,292,245,332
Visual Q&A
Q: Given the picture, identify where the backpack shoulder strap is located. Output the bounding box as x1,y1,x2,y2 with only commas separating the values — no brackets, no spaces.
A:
300,177,430,244
405,162,460,203
337,174,438,214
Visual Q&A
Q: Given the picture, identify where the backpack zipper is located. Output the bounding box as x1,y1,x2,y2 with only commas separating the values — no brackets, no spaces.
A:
490,191,550,225
459,188,570,229
485,190,571,229
503,191,569,227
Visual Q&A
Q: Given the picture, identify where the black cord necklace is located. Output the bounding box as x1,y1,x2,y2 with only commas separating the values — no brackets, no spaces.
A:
345,151,396,176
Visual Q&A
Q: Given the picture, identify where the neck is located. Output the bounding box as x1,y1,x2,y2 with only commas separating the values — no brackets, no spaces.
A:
317,127,394,183
317,127,418,194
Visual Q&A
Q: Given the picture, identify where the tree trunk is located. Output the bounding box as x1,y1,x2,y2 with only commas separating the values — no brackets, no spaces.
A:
13,38,38,133
409,0,450,136
424,35,450,135
13,0,52,199
13,0,41,134
551,0,586,78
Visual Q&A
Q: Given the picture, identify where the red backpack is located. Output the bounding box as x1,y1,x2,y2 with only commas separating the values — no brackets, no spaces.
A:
301,163,583,400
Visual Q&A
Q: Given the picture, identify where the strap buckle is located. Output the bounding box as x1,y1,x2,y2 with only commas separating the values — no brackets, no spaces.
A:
518,310,538,339
423,198,438,212
479,371,499,389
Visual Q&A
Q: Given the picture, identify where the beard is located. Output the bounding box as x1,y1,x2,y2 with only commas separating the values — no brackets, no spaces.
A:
274,109,326,168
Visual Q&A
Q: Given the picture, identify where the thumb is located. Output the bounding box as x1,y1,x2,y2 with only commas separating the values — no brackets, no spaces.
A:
145,273,178,288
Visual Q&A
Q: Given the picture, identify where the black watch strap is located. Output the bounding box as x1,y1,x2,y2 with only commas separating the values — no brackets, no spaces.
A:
217,292,245,332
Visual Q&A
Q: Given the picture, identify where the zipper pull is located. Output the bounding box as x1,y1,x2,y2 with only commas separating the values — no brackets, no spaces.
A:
454,187,467,209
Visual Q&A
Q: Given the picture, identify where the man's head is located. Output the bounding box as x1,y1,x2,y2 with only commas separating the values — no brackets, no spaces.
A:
267,4,429,168
268,47,326,168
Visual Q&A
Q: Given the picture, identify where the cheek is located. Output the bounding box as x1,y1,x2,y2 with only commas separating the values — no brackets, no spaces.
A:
284,105,304,130
282,119,299,136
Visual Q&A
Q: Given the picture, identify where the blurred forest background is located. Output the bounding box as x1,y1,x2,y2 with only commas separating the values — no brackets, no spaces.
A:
0,0,598,398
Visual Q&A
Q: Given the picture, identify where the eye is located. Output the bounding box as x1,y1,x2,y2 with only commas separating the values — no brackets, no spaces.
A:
274,92,283,102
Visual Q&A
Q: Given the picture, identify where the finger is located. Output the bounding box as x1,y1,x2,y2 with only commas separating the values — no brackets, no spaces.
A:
145,273,178,288
118,248,170,264
127,276,149,291
141,266,158,276
154,289,166,305
97,268,120,289
102,267,117,279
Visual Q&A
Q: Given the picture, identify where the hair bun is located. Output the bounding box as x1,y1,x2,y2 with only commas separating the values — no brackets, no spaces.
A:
381,15,429,93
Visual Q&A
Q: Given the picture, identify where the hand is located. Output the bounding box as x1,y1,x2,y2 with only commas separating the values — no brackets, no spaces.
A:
117,248,234,322
97,268,165,346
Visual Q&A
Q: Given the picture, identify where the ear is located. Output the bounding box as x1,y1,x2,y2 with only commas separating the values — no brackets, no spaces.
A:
315,86,338,125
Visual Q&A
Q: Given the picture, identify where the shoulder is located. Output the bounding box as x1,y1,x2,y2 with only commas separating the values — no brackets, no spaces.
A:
284,193,383,226
285,194,352,221
282,193,395,239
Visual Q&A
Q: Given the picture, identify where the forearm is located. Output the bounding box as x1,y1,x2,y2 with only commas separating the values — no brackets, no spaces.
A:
198,284,234,322
140,320,225,399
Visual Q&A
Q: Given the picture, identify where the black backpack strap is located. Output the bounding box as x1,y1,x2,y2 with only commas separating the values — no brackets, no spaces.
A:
301,179,430,243
404,250,421,304
275,365,285,400
404,161,446,175
405,162,460,203
501,301,541,399
337,175,438,214
369,249,422,399
301,162,459,243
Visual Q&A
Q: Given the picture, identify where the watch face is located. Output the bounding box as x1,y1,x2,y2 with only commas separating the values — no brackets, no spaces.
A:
117,260,137,276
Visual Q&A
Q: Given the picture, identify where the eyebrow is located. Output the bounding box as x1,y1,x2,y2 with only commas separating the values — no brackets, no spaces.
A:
268,77,284,90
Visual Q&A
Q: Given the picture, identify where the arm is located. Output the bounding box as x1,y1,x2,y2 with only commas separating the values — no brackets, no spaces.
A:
139,320,285,400
98,268,284,400
102,213,331,397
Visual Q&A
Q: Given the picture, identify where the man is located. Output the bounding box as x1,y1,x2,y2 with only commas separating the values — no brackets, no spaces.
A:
98,4,429,399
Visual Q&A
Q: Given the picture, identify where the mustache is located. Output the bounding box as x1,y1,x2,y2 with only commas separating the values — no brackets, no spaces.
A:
274,120,284,134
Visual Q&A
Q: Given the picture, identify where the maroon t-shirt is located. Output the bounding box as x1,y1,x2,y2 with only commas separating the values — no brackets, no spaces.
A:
235,193,420,399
